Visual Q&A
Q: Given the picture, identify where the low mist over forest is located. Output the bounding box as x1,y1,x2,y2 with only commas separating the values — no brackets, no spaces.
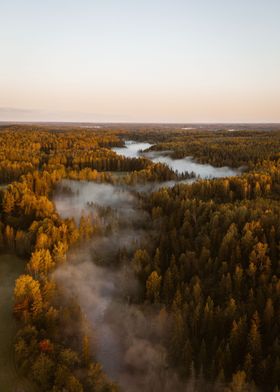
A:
1,124,280,392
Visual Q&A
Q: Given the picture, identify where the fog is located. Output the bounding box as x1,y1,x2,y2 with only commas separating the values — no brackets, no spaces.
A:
112,141,154,158
113,140,241,178
51,142,248,391
53,180,193,391
53,180,138,224
52,177,193,218
150,154,240,178
54,255,191,392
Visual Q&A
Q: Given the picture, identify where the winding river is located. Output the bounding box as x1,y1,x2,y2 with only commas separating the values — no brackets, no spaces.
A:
112,140,241,179
52,141,241,392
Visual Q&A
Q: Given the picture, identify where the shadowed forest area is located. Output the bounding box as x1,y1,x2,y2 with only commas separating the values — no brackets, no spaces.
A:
1,124,280,391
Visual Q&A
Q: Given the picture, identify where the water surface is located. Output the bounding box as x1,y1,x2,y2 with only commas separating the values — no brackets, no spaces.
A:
112,141,153,158
113,140,241,178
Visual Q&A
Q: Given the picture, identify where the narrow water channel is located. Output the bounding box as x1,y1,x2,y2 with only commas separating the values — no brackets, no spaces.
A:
52,142,241,391
112,140,241,178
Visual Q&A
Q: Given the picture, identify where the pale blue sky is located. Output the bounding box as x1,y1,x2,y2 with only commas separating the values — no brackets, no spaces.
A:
0,0,279,122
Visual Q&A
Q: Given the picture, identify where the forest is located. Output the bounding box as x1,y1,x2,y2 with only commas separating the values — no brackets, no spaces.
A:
0,124,280,392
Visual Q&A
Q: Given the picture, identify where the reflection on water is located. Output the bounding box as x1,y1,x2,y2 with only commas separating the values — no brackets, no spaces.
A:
113,140,241,179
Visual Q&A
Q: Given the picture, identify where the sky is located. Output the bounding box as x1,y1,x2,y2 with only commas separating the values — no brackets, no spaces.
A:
0,0,279,123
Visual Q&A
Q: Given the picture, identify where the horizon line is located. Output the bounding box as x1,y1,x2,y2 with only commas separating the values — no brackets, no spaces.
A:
1,120,280,125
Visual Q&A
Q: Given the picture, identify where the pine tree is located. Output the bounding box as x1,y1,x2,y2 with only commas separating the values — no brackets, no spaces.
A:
146,271,162,303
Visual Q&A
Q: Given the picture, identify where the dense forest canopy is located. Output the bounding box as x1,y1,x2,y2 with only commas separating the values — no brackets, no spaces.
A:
0,124,280,392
